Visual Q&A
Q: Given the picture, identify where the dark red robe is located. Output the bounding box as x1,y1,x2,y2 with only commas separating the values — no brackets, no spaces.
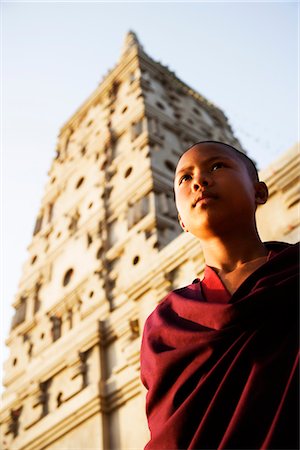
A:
141,242,299,449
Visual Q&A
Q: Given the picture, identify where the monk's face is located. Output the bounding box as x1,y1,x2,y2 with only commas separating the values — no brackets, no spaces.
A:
174,143,267,240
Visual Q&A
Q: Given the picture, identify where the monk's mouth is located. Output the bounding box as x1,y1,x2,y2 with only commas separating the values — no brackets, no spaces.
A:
192,194,217,207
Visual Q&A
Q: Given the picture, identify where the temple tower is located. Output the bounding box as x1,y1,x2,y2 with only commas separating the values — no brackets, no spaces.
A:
1,32,243,450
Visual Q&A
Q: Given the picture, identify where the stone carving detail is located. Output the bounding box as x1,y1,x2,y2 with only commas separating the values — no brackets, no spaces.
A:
50,315,62,342
48,202,54,223
11,296,27,330
33,280,42,314
23,333,33,359
70,350,89,391
6,407,23,438
131,119,144,140
33,214,43,236
127,195,149,229
68,209,80,235
28,341,34,359
79,351,89,389
36,379,52,418
87,232,93,247
67,309,73,329
61,127,73,157
157,192,178,220
56,392,63,408
129,318,140,339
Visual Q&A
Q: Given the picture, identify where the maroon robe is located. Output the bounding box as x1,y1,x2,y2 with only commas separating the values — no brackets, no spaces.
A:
141,242,299,449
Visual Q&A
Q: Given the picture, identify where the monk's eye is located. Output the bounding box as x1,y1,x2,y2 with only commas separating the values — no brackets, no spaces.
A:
179,174,192,184
211,162,225,171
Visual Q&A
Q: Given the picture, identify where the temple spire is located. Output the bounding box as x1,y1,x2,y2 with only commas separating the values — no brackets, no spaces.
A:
120,30,143,57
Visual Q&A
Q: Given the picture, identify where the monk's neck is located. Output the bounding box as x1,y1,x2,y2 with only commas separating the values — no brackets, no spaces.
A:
201,234,268,274
200,233,269,295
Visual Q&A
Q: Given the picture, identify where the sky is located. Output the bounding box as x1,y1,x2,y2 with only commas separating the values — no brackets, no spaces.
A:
1,1,299,392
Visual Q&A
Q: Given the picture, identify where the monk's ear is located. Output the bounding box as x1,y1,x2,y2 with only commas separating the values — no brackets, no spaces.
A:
254,181,268,205
178,214,188,232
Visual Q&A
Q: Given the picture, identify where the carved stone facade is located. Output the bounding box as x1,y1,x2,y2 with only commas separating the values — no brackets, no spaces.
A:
1,32,298,450
256,142,299,244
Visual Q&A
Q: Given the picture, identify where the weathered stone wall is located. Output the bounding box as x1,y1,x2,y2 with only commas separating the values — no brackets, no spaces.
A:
257,142,299,244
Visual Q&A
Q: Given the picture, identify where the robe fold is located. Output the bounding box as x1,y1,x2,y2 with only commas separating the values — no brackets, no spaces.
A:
140,242,299,450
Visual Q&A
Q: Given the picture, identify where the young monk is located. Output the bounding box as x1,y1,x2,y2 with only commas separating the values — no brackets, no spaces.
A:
140,141,299,450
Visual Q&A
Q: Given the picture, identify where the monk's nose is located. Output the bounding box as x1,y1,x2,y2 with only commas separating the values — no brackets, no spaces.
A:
192,177,209,191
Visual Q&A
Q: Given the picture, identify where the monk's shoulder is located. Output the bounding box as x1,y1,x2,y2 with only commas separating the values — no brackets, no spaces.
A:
144,281,200,328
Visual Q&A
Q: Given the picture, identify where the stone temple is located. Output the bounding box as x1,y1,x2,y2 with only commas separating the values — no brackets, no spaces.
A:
1,31,298,450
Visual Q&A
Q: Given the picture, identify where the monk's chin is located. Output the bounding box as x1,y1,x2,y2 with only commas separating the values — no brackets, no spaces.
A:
190,218,237,241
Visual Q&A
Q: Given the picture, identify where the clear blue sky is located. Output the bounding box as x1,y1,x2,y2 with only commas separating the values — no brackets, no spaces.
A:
1,1,298,391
